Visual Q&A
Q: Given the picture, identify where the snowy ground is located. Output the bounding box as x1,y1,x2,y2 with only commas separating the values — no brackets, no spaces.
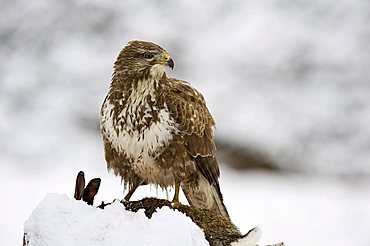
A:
223,168,370,246
2,163,370,245
1,0,370,245
24,194,209,246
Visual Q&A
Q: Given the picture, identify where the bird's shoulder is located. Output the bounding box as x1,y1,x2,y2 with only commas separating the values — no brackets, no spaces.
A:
164,78,206,104
162,77,215,137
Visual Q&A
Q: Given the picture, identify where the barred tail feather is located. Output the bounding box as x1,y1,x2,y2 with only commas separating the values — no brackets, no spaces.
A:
182,173,230,218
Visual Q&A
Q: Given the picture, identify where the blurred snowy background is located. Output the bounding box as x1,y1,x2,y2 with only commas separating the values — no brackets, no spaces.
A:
1,0,370,245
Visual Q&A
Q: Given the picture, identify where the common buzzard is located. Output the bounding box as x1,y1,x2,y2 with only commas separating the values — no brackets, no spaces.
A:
100,40,229,218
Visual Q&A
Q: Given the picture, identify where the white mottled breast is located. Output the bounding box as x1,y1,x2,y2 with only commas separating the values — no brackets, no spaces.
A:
100,79,178,183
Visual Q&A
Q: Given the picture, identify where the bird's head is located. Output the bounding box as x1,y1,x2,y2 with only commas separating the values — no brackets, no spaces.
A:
114,40,174,80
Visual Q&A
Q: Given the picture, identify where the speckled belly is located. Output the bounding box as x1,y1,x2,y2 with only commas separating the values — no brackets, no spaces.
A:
133,160,176,188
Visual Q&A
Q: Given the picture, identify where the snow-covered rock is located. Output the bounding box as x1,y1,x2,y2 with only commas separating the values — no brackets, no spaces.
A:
24,194,270,246
24,194,209,246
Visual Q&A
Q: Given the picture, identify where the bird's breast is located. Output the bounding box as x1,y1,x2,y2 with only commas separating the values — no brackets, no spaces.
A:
100,80,178,166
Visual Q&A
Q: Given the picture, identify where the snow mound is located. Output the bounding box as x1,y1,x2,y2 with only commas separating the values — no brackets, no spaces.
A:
24,194,208,246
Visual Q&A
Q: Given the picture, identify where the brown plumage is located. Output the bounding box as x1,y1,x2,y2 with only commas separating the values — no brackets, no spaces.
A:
100,40,229,218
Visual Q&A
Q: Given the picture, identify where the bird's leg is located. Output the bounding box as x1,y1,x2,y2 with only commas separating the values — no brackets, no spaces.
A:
171,182,180,207
124,181,141,202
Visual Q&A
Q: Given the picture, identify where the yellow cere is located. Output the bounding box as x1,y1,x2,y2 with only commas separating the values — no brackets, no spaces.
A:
164,53,170,61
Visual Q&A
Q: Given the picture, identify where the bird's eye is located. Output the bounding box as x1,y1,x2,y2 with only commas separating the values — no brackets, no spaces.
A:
144,53,154,60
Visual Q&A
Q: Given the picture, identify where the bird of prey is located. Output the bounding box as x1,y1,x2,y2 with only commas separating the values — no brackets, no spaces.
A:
100,40,229,218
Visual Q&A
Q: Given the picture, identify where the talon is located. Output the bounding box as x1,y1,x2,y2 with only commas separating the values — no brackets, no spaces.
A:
171,201,180,208
123,193,132,202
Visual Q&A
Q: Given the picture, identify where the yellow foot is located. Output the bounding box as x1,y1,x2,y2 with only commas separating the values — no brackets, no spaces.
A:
171,201,180,208
123,194,131,202
121,192,134,204
171,182,181,208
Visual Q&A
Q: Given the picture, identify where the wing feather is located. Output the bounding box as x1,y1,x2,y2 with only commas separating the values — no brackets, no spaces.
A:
165,78,220,185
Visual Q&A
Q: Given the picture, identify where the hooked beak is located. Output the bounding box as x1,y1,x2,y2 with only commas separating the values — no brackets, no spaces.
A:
166,58,174,70
164,53,174,70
